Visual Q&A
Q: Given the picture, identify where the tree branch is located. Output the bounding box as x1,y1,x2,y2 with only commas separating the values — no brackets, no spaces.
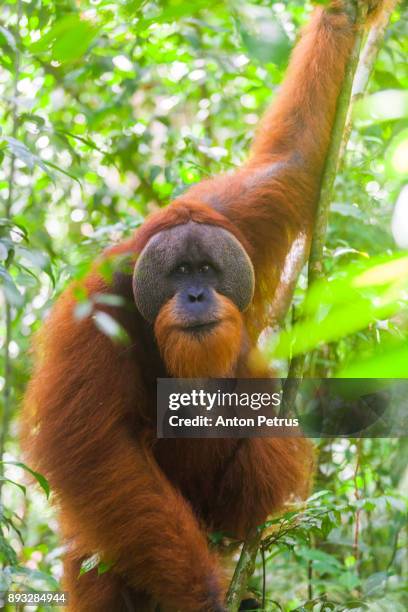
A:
307,1,367,284
340,0,400,158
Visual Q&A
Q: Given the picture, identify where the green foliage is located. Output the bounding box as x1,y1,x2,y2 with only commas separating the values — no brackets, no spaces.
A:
249,441,408,611
270,254,408,377
0,0,407,610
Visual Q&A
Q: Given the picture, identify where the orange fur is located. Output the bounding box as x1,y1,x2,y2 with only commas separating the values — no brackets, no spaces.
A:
19,3,377,610
154,294,243,378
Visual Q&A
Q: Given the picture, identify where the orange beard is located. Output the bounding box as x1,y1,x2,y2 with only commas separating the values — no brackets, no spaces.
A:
154,294,243,378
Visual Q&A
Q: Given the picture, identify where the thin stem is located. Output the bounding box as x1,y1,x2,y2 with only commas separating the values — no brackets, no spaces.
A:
353,439,362,561
226,528,263,612
307,559,313,601
260,542,266,610
386,519,404,573
353,439,363,596
280,307,305,417
307,532,315,601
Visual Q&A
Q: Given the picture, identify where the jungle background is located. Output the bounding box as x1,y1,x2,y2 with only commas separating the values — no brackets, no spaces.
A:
0,0,408,610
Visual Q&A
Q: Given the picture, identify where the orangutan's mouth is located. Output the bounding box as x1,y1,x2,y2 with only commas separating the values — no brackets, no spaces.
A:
182,321,219,334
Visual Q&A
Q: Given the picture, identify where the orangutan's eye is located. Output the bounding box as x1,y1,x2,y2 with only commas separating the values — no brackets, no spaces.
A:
177,263,191,274
199,264,211,274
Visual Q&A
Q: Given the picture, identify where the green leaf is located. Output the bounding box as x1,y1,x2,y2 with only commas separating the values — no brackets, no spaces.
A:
337,571,361,590
3,461,50,498
97,560,114,575
354,89,408,123
31,14,100,63
269,254,408,359
93,311,130,344
0,265,23,306
337,345,408,378
363,571,388,596
374,70,401,89
79,553,99,576
18,113,46,129
232,6,291,67
4,137,49,174
56,129,108,155
0,536,18,565
74,300,93,320
93,293,125,307
296,547,342,568
43,160,82,187
0,240,9,261
0,26,17,51
16,246,48,270
0,477,26,495
53,23,99,63
385,128,408,178
0,218,28,239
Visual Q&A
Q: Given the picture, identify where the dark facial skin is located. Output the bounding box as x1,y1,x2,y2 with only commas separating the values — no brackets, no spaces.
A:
170,259,221,332
133,222,255,326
